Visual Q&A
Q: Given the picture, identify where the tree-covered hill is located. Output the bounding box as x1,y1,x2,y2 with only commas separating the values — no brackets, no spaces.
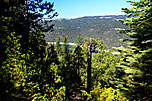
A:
45,15,129,48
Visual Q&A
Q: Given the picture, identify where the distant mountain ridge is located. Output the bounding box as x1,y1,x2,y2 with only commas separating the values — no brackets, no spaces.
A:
45,15,129,48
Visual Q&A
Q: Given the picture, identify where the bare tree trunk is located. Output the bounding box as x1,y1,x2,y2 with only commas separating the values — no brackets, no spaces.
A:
87,38,92,93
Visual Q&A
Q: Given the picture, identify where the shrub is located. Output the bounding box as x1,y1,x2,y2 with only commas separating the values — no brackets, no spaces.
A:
82,87,127,101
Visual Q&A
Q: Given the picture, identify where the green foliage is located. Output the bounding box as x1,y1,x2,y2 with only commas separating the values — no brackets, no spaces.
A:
82,38,120,90
92,46,120,89
53,36,86,100
115,0,152,100
0,0,66,100
1,0,151,100
0,31,65,100
82,87,127,101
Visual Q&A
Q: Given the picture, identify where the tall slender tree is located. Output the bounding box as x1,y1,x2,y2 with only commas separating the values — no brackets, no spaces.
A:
86,38,92,93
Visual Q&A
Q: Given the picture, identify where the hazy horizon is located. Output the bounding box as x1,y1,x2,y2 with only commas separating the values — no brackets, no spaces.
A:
53,14,126,19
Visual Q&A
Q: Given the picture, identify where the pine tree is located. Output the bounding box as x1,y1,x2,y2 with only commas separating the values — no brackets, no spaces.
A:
115,0,152,100
0,0,65,100
76,33,83,46
72,42,86,89
55,37,62,57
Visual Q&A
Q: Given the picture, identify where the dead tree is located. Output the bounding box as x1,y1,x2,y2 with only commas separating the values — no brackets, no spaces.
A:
87,38,92,93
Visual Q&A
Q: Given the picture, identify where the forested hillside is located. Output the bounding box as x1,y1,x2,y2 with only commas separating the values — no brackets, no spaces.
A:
45,15,129,48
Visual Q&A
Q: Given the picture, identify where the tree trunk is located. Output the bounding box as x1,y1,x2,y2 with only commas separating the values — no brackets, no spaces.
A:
87,38,92,93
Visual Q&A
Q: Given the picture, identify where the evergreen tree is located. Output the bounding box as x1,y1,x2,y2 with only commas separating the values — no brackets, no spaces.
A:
55,37,62,57
76,33,83,46
72,42,86,89
0,0,66,100
115,0,152,100
57,36,75,100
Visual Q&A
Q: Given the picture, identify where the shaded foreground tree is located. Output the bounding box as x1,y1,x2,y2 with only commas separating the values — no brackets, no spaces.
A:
0,0,66,100
115,0,152,100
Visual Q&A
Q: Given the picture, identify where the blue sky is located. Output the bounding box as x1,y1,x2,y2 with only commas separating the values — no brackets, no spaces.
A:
47,0,131,19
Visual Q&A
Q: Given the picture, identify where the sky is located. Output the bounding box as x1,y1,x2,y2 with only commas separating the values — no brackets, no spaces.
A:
46,0,131,19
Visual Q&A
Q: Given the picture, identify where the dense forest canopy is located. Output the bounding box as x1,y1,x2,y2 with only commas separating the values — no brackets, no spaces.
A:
0,0,152,100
